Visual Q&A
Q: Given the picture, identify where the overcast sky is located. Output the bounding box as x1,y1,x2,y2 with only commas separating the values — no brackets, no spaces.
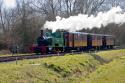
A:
101,0,125,11
3,0,16,8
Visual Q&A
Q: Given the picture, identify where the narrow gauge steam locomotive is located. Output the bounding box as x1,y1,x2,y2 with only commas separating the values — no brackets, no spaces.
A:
30,30,115,54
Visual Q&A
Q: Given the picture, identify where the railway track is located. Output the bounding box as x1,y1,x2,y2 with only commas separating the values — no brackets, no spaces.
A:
0,52,83,62
0,48,117,63
0,54,60,62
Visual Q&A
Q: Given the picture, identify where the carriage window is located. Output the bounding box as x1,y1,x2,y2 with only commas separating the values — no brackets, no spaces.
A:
78,34,81,41
83,35,87,40
74,35,78,40
80,35,83,41
110,37,113,41
92,36,96,40
97,36,101,40
69,35,72,41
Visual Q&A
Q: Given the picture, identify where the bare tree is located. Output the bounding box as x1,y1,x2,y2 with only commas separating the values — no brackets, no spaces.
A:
31,0,59,21
73,0,105,15
0,0,6,33
2,0,125,52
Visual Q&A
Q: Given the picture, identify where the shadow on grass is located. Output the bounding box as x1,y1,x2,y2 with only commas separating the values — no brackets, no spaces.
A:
43,63,71,77
89,53,109,64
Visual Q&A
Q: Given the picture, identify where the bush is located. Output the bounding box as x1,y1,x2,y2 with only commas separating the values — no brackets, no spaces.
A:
0,42,7,50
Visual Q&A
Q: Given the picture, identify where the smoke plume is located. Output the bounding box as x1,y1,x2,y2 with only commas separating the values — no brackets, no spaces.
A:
44,6,125,32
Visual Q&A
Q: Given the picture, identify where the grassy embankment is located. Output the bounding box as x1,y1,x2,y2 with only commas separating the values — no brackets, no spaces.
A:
86,49,125,83
0,49,125,83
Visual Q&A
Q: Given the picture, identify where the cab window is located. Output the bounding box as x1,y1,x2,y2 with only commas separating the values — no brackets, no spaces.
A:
52,32,61,38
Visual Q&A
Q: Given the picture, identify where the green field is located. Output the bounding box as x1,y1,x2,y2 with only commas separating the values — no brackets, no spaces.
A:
0,49,125,83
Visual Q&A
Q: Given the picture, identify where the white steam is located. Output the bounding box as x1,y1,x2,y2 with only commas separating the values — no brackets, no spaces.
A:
44,6,125,32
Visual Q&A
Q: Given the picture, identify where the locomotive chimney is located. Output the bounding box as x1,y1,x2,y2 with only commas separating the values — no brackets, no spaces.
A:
40,27,45,37
40,30,43,37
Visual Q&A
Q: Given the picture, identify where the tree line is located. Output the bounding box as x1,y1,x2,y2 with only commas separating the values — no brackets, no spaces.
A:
0,0,124,53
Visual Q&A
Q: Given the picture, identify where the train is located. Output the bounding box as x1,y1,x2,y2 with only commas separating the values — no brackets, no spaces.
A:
30,30,115,54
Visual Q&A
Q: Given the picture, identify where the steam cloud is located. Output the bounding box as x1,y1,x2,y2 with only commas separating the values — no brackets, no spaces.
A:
44,6,125,32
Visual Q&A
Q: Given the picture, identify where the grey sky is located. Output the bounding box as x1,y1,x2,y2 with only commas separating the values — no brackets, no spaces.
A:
3,0,16,8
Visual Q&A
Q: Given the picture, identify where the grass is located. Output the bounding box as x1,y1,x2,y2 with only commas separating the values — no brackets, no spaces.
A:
0,63,61,83
0,49,125,83
41,54,101,82
96,49,125,62
86,56,125,83
0,54,101,83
